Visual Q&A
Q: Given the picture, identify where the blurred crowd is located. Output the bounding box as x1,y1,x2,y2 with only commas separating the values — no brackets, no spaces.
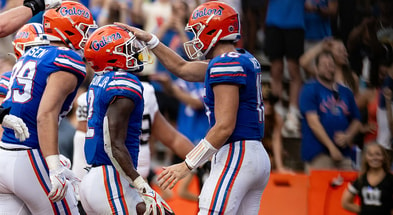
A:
1,0,393,190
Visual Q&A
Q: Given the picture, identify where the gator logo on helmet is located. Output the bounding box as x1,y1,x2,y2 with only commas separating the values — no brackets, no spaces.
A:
191,7,222,20
59,6,90,19
15,32,30,39
91,33,122,51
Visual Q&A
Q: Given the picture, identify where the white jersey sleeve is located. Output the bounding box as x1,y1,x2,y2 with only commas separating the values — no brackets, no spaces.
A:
138,82,159,178
76,92,88,122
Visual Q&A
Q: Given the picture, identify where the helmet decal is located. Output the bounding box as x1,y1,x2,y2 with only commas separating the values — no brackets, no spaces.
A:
191,7,222,20
92,33,122,51
59,6,91,19
84,25,150,73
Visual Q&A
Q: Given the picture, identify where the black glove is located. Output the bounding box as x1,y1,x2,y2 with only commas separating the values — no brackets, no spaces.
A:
23,0,45,16
0,106,10,123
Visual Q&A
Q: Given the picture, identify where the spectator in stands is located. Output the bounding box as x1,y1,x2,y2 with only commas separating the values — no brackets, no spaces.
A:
304,0,338,50
347,0,393,82
341,142,393,215
299,50,361,173
300,39,359,95
377,57,393,160
241,0,268,55
264,0,305,137
96,0,132,26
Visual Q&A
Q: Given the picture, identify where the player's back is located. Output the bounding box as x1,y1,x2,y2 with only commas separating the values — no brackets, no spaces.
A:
85,71,144,167
1,45,86,148
204,49,264,143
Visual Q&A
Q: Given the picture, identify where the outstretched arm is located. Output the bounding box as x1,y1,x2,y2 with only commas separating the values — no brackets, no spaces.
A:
115,22,209,82
151,111,194,159
0,6,32,38
0,0,61,38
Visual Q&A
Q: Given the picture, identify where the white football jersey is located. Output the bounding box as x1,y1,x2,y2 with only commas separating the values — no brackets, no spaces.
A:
137,82,159,178
76,91,88,122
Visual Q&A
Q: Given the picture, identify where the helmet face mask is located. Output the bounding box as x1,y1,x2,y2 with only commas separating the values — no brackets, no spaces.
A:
184,1,241,60
184,22,206,60
113,35,150,71
12,23,50,59
84,25,150,74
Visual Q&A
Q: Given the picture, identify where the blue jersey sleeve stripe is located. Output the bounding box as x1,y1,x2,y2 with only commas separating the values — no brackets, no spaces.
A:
58,54,85,65
53,62,86,78
0,83,8,89
0,76,10,81
210,66,244,74
113,76,139,84
213,61,241,66
108,80,142,93
106,86,142,99
210,73,247,78
54,57,86,73
0,79,9,86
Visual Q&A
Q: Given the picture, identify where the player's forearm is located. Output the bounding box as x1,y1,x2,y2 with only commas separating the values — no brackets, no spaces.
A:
152,112,194,158
205,121,234,150
111,143,141,181
171,85,204,110
171,135,195,159
37,112,60,158
152,43,207,82
0,6,32,38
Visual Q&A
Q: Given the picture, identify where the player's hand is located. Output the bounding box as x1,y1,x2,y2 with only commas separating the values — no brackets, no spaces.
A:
114,22,153,42
158,162,190,190
133,176,174,215
48,166,68,202
2,115,30,142
59,154,81,200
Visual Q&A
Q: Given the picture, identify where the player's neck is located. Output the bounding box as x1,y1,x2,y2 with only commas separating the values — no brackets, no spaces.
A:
50,41,68,48
210,43,237,58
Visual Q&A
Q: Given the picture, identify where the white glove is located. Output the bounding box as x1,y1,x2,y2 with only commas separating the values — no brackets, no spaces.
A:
133,176,174,215
2,115,30,142
44,0,61,9
59,154,81,200
46,155,68,202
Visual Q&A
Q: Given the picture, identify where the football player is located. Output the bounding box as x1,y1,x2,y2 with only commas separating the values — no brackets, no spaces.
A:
0,1,96,214
117,1,271,214
79,24,174,215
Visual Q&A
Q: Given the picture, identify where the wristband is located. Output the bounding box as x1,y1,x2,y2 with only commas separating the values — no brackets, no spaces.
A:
23,0,45,16
46,154,62,170
146,34,160,49
184,161,193,171
185,138,218,170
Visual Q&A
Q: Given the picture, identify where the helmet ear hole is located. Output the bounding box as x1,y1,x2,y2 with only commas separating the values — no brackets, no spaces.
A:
207,30,216,35
65,31,75,36
108,59,117,64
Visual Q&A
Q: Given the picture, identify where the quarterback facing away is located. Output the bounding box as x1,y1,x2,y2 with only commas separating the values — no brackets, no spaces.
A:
117,1,271,214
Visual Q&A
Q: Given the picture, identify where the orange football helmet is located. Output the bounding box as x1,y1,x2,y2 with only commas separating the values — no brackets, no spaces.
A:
43,1,97,50
184,1,241,59
84,25,150,73
12,23,49,59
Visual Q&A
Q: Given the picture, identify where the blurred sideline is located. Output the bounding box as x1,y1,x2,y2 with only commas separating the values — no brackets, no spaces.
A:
152,170,360,215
